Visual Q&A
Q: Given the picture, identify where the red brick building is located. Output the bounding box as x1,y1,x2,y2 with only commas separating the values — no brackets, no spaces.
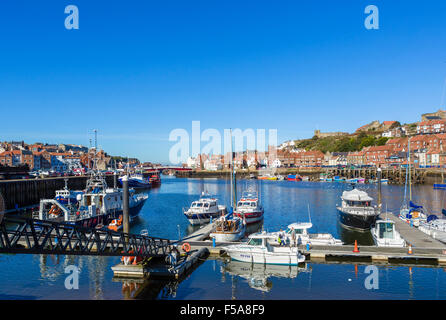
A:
417,119,446,135
363,145,393,167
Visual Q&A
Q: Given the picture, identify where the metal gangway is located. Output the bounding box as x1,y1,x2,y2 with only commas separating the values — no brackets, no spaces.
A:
0,215,173,258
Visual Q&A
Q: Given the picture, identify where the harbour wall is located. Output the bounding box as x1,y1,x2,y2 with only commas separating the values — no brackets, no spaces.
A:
175,168,441,185
0,175,115,211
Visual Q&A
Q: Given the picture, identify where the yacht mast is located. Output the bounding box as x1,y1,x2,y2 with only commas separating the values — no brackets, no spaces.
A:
408,137,412,201
93,129,98,172
229,129,236,210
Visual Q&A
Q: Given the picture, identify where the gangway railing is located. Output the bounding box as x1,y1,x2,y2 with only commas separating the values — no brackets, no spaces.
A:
0,217,173,258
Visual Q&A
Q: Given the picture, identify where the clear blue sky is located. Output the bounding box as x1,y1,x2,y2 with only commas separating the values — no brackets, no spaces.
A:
1,0,446,163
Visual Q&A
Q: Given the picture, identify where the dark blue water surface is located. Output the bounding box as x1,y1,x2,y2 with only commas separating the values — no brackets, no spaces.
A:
1,176,446,300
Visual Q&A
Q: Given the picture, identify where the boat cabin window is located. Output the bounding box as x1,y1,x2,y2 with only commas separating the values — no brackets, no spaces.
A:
287,228,303,234
192,202,204,208
248,238,263,246
238,201,256,207
378,223,394,239
346,200,370,207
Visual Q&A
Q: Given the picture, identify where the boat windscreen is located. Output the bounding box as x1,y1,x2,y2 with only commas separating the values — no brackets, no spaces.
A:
378,223,394,239
248,238,262,246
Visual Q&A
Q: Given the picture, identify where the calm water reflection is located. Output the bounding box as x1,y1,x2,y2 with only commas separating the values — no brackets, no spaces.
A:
1,176,446,299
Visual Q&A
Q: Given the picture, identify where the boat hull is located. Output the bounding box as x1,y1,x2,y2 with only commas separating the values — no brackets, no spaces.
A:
226,248,305,266
184,210,226,225
37,199,146,231
337,208,378,230
119,178,151,189
210,224,246,242
234,210,264,224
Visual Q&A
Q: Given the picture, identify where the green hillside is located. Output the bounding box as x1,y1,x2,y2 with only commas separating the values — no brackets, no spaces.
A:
294,132,389,153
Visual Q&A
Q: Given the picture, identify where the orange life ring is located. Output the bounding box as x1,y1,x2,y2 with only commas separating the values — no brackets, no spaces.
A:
182,242,191,253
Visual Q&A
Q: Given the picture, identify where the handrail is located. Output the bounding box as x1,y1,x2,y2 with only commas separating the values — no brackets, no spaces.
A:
0,216,173,259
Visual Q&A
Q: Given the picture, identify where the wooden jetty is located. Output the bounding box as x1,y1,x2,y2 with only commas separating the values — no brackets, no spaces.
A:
112,247,209,279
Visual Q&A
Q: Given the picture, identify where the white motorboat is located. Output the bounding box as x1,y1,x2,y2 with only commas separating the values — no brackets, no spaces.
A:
419,216,446,244
371,218,405,247
210,215,246,242
223,232,306,265
183,192,227,225
269,222,343,246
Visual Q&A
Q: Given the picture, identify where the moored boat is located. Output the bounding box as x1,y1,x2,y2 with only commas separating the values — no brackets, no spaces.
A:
35,172,148,229
147,170,161,186
183,192,227,225
269,222,343,246
287,174,302,181
210,215,246,242
223,232,306,265
399,201,427,226
419,215,446,244
233,191,264,224
119,173,151,189
54,179,84,205
371,218,405,247
336,188,379,230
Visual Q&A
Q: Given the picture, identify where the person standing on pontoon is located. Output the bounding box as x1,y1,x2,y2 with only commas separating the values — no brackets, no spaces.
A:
290,227,296,247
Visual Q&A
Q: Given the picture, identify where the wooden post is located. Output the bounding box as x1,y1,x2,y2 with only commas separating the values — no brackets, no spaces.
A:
122,175,130,236
377,167,382,213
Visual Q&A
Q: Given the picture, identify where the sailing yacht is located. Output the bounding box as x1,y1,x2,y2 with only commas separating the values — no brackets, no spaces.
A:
210,215,246,242
398,138,427,226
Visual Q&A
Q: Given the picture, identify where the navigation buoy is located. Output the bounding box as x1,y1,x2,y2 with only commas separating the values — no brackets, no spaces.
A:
353,240,360,253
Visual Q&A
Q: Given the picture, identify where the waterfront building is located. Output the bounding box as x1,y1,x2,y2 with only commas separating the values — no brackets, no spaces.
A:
325,152,348,167
417,119,446,135
346,150,365,166
294,150,324,167
363,145,393,167
386,137,409,152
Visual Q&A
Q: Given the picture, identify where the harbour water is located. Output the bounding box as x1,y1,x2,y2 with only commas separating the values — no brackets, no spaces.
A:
1,176,446,300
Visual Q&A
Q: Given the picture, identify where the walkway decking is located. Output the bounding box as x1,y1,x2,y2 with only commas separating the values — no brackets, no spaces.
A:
384,212,446,249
